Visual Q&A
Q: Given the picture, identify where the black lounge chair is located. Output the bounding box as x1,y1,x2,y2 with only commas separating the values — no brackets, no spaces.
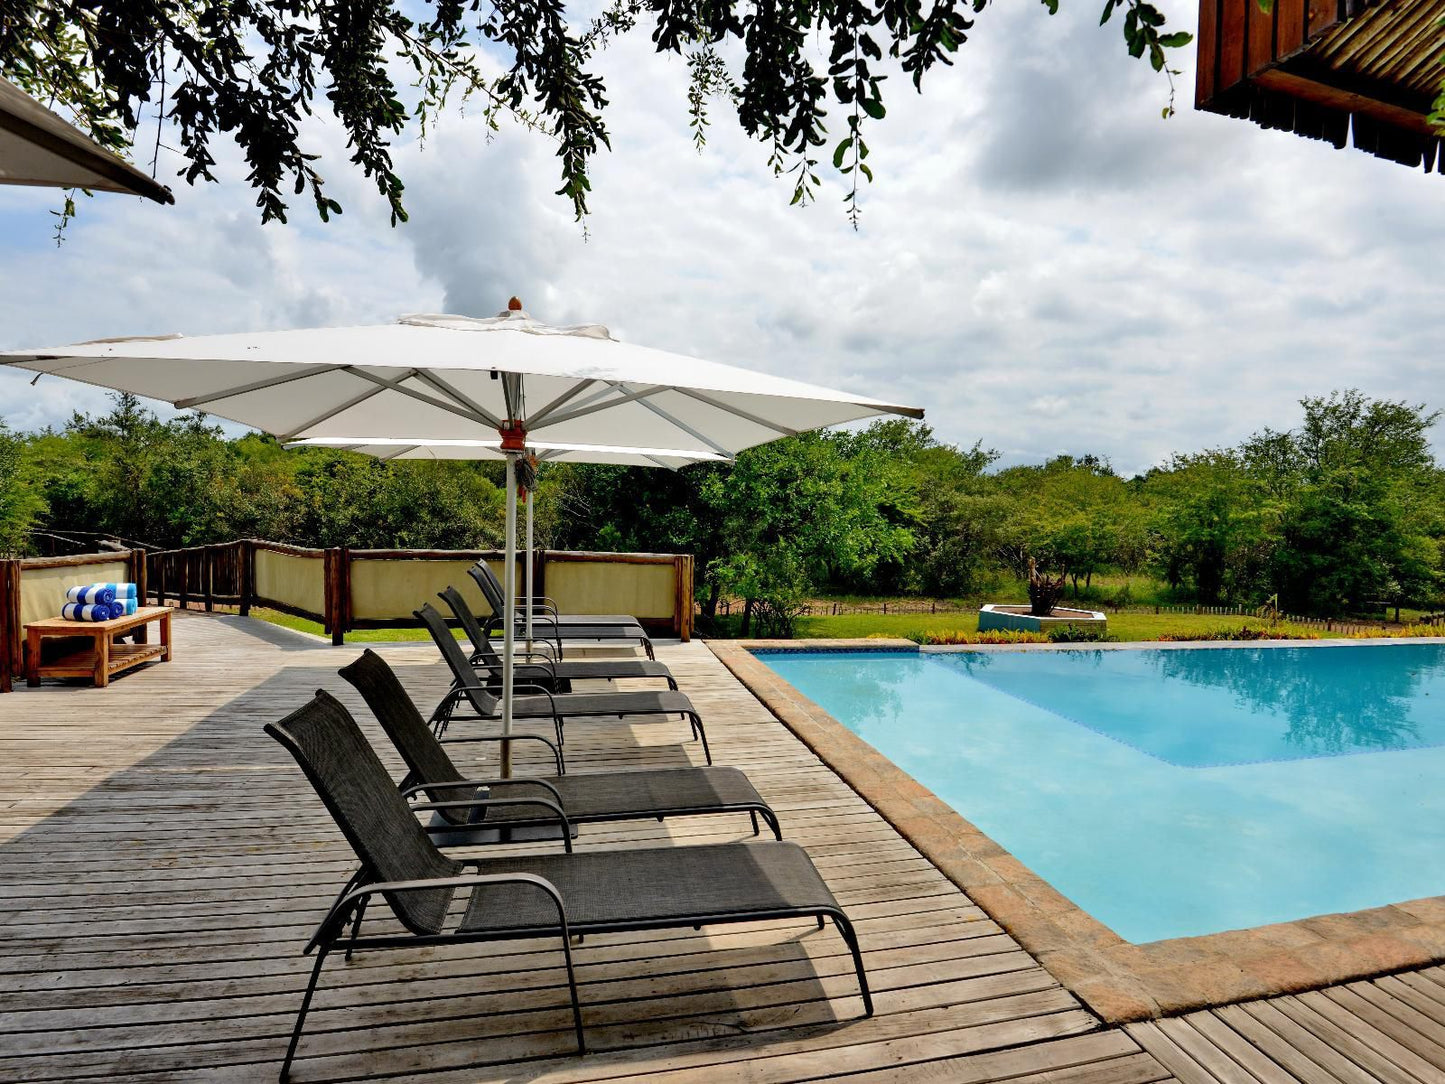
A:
440,585,678,692
469,562,656,660
266,692,871,1080
417,603,712,764
339,648,780,843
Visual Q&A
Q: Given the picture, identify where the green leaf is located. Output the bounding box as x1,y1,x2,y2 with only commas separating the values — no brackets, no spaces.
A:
860,97,886,119
1158,31,1193,46
833,138,851,169
1100,0,1118,23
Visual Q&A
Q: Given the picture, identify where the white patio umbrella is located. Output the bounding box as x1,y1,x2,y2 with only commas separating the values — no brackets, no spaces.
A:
3,302,922,772
0,76,174,203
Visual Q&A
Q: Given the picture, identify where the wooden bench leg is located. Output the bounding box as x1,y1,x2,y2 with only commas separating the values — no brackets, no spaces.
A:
160,611,172,662
26,629,40,688
95,630,110,688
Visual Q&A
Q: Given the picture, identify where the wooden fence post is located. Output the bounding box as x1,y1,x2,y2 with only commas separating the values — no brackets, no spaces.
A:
673,556,685,639
128,548,147,604
340,547,351,643
203,545,215,612
238,540,252,617
178,551,190,612
323,547,349,645
0,559,19,693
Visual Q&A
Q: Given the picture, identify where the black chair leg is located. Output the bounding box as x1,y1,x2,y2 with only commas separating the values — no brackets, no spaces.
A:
558,929,586,1054
831,913,874,1016
692,716,712,764
344,897,370,960
750,810,760,836
279,945,330,1082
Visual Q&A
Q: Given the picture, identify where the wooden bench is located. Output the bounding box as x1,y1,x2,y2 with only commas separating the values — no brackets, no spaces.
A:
25,606,172,688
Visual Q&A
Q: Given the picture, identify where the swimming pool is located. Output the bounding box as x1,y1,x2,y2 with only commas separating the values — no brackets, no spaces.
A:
759,643,1445,944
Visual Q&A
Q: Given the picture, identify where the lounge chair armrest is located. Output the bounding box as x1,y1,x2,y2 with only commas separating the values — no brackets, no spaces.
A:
336,871,569,925
402,775,564,804
308,869,573,955
414,797,572,849
433,732,565,773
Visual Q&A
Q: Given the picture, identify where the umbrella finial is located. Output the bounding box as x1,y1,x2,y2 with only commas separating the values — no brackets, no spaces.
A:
508,297,523,311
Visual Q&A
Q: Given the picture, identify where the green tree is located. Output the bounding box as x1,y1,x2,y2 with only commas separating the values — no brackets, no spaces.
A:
1143,450,1274,604
996,455,1143,595
0,423,46,556
706,430,917,635
3,0,1191,226
1244,391,1443,614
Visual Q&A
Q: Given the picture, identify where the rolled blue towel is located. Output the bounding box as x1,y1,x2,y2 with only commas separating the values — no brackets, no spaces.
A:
61,603,113,622
117,598,138,617
108,601,127,620
80,582,137,600
66,584,115,606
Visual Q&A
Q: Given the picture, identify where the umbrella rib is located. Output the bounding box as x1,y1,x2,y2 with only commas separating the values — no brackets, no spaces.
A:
618,385,734,458
378,445,418,461
671,387,799,437
344,367,499,430
413,371,505,428
528,380,597,426
174,364,342,409
277,384,389,441
528,383,665,430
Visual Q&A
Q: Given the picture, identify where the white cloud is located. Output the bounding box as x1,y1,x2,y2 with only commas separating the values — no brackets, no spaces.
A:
1,0,1442,476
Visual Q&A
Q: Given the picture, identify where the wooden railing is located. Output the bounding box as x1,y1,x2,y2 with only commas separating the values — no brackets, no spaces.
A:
144,540,695,646
3,540,694,686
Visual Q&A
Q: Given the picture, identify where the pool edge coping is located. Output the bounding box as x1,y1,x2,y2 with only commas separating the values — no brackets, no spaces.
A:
708,636,1445,1025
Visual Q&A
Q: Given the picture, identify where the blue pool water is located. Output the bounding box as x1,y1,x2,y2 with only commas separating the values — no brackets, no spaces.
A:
759,644,1445,943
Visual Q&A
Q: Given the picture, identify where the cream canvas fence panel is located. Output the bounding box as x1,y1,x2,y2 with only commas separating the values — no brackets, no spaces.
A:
253,549,324,617
545,559,675,619
19,560,130,627
348,558,511,622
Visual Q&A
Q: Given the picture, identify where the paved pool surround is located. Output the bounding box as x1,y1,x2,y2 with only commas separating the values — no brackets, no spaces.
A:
710,636,1445,1024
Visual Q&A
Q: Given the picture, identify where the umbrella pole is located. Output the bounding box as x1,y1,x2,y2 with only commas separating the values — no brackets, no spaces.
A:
525,481,534,654
501,452,517,778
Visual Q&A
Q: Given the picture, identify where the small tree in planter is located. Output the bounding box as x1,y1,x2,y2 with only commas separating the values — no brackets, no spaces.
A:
1027,557,1068,617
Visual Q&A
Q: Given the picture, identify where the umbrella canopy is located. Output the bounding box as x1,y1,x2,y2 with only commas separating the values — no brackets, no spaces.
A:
0,76,174,204
3,308,920,454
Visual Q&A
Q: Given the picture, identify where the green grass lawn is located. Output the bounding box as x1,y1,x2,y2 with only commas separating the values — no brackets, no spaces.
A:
250,604,1421,646
790,612,1312,642
250,608,444,642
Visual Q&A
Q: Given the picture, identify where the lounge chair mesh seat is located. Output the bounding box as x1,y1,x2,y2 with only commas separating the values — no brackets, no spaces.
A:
265,691,870,1080
339,648,775,836
441,586,677,690
458,843,835,932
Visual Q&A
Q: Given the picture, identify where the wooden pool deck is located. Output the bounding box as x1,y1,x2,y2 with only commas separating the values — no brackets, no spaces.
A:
0,612,1442,1082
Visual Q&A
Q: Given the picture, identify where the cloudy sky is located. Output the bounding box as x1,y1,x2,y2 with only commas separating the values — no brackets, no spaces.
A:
1,0,1441,476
